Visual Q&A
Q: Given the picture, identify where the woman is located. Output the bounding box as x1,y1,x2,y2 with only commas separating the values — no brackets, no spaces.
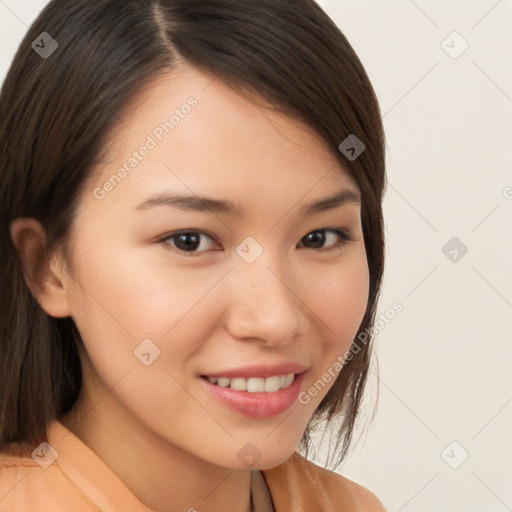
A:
0,1,387,510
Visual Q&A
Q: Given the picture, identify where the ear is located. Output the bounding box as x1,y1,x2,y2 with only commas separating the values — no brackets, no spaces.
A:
9,218,72,318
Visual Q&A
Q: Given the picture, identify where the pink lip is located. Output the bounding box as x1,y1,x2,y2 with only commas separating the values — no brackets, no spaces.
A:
198,370,307,419
200,362,308,379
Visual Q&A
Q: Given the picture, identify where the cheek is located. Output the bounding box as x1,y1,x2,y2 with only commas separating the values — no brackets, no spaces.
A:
65,253,222,428
295,256,369,410
309,255,370,352
66,248,225,371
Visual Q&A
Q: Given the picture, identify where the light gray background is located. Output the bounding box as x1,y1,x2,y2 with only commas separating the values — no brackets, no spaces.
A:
1,1,511,511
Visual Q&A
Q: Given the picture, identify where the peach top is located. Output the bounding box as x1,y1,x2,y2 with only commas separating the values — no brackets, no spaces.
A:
0,420,386,511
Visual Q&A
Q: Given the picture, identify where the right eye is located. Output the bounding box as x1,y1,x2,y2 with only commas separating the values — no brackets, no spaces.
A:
160,231,221,256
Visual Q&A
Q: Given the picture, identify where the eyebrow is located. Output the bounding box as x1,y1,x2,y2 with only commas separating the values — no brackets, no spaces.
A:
134,188,361,217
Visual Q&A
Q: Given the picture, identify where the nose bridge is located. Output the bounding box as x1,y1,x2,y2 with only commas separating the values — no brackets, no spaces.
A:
225,247,302,343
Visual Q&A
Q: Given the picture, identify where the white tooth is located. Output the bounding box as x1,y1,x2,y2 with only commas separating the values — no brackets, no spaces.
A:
264,376,282,392
230,377,247,391
247,377,265,393
214,374,294,392
283,374,294,388
217,377,231,388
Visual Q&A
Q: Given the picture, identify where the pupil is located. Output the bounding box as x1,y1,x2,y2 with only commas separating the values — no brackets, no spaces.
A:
306,231,325,248
176,233,200,251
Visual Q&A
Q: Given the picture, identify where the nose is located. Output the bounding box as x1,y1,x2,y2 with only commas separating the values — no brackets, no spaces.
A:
223,257,303,347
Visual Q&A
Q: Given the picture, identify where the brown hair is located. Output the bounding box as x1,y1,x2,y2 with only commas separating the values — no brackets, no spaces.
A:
0,0,385,469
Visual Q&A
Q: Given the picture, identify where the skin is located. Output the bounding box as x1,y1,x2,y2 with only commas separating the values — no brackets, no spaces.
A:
10,62,370,512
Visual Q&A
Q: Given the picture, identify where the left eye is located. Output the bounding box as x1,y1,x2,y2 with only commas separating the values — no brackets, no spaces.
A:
298,228,353,251
160,228,353,256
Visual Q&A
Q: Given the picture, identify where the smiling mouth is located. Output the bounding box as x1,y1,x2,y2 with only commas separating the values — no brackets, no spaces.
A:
200,374,295,393
199,370,306,418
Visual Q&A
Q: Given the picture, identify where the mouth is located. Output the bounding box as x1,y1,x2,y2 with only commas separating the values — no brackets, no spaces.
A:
198,370,307,419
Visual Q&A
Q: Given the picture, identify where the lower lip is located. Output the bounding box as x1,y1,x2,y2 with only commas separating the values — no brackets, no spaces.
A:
199,372,306,419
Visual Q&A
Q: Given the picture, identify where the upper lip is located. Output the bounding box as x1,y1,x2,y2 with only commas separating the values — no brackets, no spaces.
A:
201,362,308,379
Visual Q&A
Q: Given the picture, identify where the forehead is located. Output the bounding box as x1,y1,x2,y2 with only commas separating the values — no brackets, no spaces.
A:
85,62,359,213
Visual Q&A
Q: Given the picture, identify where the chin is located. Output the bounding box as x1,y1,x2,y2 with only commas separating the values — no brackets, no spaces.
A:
205,435,303,472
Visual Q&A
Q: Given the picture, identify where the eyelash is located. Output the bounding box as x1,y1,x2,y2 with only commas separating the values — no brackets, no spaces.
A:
158,228,354,257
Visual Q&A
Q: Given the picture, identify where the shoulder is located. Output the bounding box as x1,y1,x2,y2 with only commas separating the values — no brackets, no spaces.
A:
263,451,387,512
0,448,36,511
0,445,90,512
340,474,388,512
295,452,387,511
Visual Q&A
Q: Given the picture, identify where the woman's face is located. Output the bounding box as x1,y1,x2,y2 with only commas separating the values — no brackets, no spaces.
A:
58,62,369,470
